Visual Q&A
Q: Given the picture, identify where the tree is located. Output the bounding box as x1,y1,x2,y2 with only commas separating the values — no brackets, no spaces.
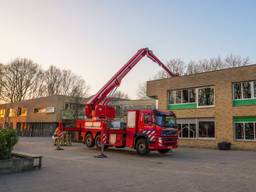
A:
0,58,41,103
41,66,90,98
154,59,186,79
186,54,250,74
112,90,129,99
137,82,149,99
0,63,4,96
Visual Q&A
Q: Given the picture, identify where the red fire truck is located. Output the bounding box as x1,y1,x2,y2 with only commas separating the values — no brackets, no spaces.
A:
63,48,179,155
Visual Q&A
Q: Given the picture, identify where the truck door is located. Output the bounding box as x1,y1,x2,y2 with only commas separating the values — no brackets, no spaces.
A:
126,111,137,148
141,112,155,142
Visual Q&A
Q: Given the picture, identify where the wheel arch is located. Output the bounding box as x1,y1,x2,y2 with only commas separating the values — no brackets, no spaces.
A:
134,134,149,148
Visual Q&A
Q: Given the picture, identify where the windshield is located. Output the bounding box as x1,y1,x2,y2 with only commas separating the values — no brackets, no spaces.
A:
155,115,176,128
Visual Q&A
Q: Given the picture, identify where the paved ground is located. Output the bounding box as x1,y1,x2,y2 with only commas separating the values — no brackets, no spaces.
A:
0,137,256,192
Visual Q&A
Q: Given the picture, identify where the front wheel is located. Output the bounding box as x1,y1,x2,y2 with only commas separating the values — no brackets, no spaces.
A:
85,133,95,148
158,149,171,154
136,138,149,155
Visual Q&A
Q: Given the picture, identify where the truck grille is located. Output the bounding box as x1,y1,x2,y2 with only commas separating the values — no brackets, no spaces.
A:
161,129,177,136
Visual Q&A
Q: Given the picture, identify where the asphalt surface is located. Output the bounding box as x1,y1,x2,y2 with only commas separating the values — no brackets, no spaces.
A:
0,137,256,192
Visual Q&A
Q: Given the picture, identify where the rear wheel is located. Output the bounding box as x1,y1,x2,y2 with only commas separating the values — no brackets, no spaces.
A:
158,149,170,154
85,133,95,148
136,138,149,155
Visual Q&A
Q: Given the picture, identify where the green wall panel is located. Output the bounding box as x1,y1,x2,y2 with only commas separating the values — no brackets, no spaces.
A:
167,103,197,110
233,99,256,106
234,116,256,123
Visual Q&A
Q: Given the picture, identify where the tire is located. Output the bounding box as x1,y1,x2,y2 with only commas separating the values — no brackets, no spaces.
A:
136,138,149,155
158,149,170,154
85,133,95,148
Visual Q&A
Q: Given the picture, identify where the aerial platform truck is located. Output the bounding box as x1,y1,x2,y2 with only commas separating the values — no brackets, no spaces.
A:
62,48,179,155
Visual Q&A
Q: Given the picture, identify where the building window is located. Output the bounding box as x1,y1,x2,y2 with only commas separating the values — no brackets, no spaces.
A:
254,81,256,98
235,123,244,139
235,122,256,141
198,87,215,107
188,89,196,103
182,90,188,103
233,83,242,99
242,82,252,99
0,109,5,118
233,81,256,100
198,121,215,138
9,108,16,117
177,118,214,139
17,107,27,117
176,90,182,104
168,88,197,105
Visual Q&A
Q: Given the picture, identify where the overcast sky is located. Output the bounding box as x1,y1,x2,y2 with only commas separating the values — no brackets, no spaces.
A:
0,0,255,98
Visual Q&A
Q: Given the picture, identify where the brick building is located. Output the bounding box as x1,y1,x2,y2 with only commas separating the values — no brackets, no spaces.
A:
0,95,157,137
0,95,87,136
147,64,256,150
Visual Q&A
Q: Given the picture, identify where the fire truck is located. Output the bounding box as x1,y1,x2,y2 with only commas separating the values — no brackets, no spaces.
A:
63,48,179,155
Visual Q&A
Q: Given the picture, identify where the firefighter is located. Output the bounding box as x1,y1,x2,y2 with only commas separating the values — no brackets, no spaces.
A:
54,126,64,150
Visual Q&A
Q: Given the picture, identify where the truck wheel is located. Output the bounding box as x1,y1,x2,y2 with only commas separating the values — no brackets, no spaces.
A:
95,134,108,150
136,138,149,155
85,133,95,148
158,149,170,154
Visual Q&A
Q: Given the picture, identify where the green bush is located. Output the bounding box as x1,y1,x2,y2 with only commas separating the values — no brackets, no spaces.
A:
0,127,18,159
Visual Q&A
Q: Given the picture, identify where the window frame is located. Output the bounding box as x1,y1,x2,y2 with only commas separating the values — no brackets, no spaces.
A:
232,81,256,100
177,118,215,140
168,88,197,105
234,121,256,141
197,86,215,108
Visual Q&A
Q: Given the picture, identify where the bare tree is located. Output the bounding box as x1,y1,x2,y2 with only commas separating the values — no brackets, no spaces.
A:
154,59,186,79
41,66,90,98
225,54,250,67
112,90,129,99
0,63,4,96
186,54,250,74
0,58,41,103
137,82,149,99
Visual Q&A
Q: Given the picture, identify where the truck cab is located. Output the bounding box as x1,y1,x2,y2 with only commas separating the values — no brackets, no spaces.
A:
126,109,178,155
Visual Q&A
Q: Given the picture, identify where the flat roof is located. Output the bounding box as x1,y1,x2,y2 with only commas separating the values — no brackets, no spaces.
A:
148,63,256,83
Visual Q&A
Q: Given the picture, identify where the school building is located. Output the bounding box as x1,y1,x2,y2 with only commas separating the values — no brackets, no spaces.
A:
147,64,256,150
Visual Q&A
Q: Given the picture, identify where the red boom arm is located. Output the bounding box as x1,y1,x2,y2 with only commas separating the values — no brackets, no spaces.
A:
85,48,178,119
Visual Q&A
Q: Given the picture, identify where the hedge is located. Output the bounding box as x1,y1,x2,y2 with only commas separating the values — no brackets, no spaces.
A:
0,127,18,159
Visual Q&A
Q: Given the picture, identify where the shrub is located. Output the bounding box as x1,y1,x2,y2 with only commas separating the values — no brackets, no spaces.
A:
0,127,18,159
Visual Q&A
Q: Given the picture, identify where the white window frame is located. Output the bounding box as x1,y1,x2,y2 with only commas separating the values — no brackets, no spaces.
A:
168,88,197,105
197,86,215,108
177,118,215,140
233,81,256,100
234,121,256,141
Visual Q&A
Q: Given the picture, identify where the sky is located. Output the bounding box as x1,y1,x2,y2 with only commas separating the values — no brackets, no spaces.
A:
0,0,255,98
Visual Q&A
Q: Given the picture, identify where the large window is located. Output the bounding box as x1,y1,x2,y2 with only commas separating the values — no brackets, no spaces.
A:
17,107,27,117
235,122,256,141
168,87,214,108
198,121,215,138
0,109,5,118
233,81,256,100
8,108,16,117
177,118,215,139
198,87,215,107
168,88,196,104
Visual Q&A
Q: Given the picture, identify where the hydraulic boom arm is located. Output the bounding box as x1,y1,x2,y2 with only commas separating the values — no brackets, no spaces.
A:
85,48,178,119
